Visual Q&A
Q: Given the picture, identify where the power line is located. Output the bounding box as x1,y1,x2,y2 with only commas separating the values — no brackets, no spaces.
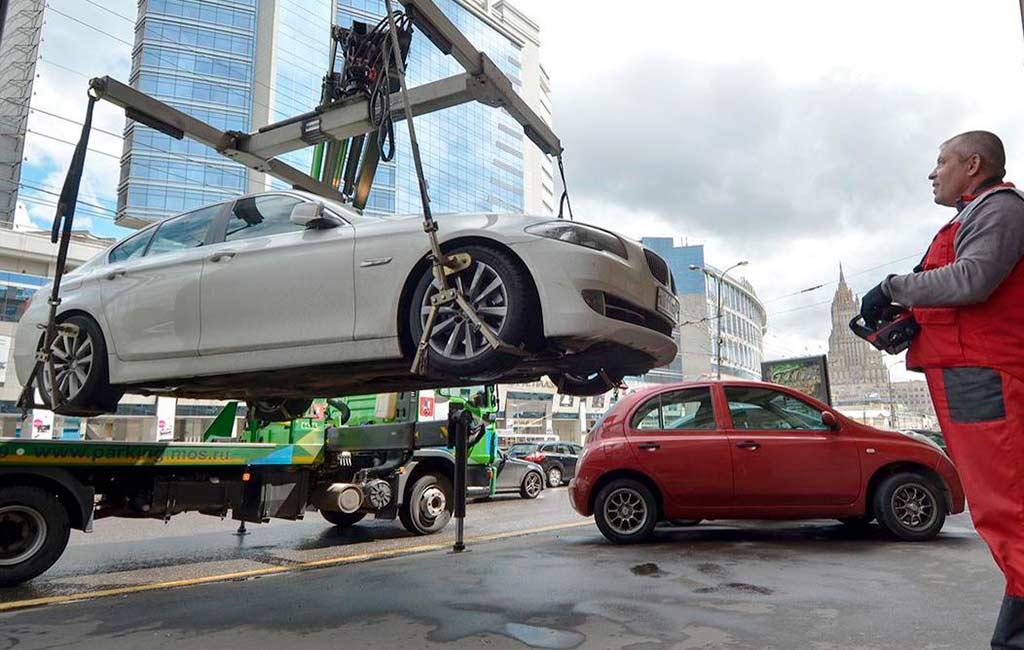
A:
45,4,134,47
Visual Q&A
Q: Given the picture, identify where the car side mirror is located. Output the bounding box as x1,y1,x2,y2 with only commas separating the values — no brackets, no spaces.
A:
821,411,840,431
290,201,335,229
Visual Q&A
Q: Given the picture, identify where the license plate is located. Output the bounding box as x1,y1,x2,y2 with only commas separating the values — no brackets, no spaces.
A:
656,287,679,322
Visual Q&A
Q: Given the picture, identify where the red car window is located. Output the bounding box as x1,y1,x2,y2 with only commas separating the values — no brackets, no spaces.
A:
630,388,715,430
724,386,829,431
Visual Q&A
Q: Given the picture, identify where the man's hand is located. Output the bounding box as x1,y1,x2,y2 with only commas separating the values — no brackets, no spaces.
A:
860,282,894,328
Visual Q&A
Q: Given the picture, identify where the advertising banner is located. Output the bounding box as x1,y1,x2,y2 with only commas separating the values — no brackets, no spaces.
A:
761,355,832,405
154,397,176,441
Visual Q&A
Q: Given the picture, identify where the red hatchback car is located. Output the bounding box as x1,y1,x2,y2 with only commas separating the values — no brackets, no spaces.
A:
569,380,964,544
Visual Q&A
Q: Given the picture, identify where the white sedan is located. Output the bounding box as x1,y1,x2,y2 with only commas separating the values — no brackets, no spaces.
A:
15,191,679,417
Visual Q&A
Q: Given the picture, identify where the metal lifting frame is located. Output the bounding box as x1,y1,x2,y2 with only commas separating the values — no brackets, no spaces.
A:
85,0,562,377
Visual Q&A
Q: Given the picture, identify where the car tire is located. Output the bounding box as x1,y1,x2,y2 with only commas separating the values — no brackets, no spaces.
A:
320,510,366,528
409,245,532,376
594,478,658,544
546,466,563,488
38,315,121,416
873,472,946,541
549,371,622,397
399,473,453,535
0,486,71,587
252,399,313,422
520,471,543,499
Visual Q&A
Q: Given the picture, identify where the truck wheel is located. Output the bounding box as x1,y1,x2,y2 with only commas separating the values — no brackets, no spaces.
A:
0,486,71,586
520,471,543,499
320,510,366,528
409,245,532,376
399,473,452,535
873,472,946,541
594,479,658,544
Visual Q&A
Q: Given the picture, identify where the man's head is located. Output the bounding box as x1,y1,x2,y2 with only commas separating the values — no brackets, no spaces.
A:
928,131,1006,206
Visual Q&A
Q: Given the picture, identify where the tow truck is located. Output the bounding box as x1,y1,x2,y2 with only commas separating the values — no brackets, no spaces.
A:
0,0,562,585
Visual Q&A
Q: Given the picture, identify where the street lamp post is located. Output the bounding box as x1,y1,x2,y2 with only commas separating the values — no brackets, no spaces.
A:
690,260,748,380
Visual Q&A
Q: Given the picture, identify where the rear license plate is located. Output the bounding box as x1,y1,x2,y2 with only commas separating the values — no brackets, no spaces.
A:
657,287,679,322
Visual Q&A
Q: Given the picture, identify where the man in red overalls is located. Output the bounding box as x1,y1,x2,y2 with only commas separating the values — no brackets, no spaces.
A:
861,131,1024,649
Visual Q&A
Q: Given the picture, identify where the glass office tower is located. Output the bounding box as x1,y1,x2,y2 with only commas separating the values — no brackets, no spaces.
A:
117,0,536,227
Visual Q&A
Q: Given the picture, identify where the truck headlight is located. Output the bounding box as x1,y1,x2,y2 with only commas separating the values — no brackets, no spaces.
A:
525,222,628,260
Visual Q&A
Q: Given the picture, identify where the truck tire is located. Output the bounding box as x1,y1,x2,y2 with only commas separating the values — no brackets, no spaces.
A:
873,472,946,541
0,486,71,586
320,510,366,528
399,473,452,535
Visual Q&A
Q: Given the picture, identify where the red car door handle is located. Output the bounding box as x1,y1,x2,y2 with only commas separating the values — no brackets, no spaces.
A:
637,443,660,451
736,441,761,450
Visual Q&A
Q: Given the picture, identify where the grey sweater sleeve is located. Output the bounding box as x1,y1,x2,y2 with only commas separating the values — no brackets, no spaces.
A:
883,192,1024,307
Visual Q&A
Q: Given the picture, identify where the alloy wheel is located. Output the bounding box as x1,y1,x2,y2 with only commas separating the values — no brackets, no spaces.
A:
420,260,508,360
41,327,93,402
547,467,562,487
524,473,542,497
603,487,649,536
891,482,937,532
0,505,47,566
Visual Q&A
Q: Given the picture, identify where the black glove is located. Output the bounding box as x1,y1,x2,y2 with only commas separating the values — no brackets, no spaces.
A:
860,282,893,328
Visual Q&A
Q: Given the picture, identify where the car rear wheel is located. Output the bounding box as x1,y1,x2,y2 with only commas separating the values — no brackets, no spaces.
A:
39,315,120,416
252,399,313,422
594,479,658,544
549,370,622,397
546,466,563,487
873,472,946,541
520,471,543,499
409,245,532,376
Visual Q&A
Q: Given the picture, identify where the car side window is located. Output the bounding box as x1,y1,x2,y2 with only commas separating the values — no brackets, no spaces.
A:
724,386,829,431
557,444,571,455
225,195,305,242
109,228,155,263
539,443,555,453
631,388,715,430
146,205,220,258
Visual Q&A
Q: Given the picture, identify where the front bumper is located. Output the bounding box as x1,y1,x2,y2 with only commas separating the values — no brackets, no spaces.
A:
509,238,678,370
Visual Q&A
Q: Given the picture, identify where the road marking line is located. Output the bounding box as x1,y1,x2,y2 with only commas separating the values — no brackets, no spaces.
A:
0,520,594,612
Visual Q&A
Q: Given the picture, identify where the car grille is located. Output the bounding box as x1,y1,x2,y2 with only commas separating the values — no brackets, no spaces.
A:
604,294,674,337
644,249,670,287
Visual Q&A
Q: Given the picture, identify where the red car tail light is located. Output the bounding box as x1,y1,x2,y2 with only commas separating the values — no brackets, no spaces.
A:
525,453,545,462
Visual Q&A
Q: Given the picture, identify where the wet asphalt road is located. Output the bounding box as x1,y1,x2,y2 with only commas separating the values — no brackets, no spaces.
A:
0,491,1005,650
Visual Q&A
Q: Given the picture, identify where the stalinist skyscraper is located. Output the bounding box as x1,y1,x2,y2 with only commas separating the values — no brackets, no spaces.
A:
828,265,890,402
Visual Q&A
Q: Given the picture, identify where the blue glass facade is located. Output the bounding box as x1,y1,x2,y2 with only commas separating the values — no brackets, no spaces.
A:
642,237,705,295
120,0,526,224
119,0,257,224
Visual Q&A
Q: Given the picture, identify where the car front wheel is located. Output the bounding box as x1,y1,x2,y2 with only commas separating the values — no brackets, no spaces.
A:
594,479,658,544
520,471,543,499
409,245,532,377
873,472,946,541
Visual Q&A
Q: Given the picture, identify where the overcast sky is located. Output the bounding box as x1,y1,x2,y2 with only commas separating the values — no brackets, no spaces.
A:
512,0,1024,378
22,0,1024,380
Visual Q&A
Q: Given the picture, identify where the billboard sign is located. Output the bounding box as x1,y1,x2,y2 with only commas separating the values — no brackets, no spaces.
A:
761,355,832,406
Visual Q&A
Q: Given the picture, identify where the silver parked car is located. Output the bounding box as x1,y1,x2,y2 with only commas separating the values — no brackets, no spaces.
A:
16,191,679,416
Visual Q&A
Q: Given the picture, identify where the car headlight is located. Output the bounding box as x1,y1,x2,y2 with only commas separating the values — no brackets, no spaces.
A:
898,430,946,454
524,222,628,260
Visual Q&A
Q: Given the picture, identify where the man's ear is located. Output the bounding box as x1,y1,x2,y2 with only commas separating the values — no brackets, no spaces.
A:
967,153,983,177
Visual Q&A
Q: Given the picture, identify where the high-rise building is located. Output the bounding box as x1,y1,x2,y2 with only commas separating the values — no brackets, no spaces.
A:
827,264,889,404
639,238,765,383
0,0,45,225
117,0,552,227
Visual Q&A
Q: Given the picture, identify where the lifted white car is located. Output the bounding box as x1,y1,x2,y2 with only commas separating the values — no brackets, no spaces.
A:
15,191,679,415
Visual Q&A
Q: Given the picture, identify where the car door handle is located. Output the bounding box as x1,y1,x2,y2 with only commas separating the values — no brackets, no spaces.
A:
736,441,761,450
637,443,660,451
105,269,126,280
208,251,237,262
